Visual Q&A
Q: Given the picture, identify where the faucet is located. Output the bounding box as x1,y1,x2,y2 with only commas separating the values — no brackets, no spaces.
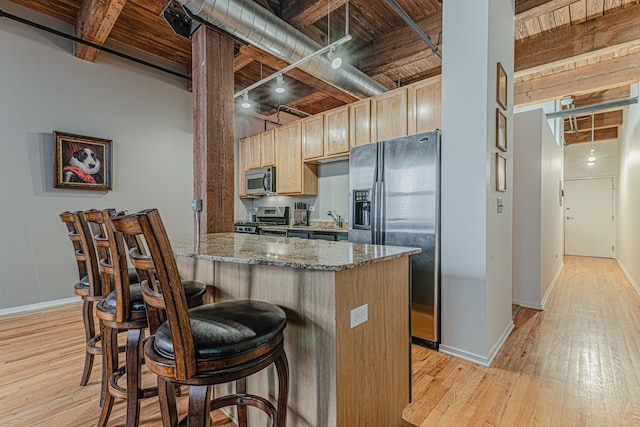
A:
327,210,342,228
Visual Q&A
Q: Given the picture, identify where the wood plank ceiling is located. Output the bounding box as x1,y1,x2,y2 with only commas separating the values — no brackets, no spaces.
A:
5,0,640,144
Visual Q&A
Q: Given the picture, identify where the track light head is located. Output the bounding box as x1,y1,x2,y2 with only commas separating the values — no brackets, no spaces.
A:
328,47,343,69
241,92,251,109
275,74,286,94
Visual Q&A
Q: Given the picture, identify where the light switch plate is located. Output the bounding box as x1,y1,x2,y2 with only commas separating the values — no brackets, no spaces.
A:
350,304,368,328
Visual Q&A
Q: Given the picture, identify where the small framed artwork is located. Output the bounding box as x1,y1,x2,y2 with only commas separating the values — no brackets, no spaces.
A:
496,153,507,192
497,62,507,110
496,109,507,151
54,131,112,191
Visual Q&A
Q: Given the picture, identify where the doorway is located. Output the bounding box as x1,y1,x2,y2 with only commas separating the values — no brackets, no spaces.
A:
564,177,615,258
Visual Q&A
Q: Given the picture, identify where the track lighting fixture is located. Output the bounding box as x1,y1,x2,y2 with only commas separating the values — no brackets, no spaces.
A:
241,92,251,109
328,47,343,69
275,74,286,94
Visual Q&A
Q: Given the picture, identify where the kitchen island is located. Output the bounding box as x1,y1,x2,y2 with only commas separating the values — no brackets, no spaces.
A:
171,233,420,427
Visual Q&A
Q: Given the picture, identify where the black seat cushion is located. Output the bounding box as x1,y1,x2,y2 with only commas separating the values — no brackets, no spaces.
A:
153,300,287,360
104,283,146,311
73,275,90,291
182,280,207,303
103,280,206,312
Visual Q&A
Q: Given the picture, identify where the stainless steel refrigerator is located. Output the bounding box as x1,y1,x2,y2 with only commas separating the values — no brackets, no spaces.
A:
348,130,440,347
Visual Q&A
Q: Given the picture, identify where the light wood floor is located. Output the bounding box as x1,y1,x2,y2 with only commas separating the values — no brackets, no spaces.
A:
1,256,640,426
404,256,640,426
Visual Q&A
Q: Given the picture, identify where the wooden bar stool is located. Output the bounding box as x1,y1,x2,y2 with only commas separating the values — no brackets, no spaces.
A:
110,209,289,427
85,209,206,427
59,211,104,391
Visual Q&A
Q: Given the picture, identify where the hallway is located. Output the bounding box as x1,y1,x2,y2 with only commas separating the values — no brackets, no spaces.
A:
404,256,640,426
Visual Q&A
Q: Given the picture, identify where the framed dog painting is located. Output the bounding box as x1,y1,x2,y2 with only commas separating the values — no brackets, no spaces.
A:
54,131,112,191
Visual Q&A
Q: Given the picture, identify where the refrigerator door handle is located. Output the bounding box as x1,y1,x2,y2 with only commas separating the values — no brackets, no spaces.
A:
380,178,386,244
371,180,378,244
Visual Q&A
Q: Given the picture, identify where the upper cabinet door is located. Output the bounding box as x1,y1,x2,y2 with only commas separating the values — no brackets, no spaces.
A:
246,134,261,170
349,99,372,147
238,137,248,197
324,105,350,156
302,115,324,160
261,128,275,166
372,87,408,142
408,76,442,135
276,121,303,194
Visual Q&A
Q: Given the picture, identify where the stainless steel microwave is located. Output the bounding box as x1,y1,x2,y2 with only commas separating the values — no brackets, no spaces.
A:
245,166,276,196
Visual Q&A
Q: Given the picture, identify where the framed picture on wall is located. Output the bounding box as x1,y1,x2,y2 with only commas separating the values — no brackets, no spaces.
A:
497,62,507,110
54,131,112,191
496,109,507,151
496,153,507,192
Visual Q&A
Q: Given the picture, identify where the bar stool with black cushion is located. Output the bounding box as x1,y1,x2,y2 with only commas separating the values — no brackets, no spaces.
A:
85,209,206,427
59,211,103,390
110,209,289,427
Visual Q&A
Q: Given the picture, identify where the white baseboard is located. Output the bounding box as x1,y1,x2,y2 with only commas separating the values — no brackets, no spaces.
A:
440,320,515,367
617,259,640,295
541,262,564,310
512,262,564,310
0,296,80,317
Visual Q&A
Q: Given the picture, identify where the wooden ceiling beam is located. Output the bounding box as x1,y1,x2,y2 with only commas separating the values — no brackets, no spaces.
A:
563,110,623,132
356,12,442,77
515,3,640,74
564,127,618,144
515,0,576,21
514,51,640,105
75,0,128,62
234,53,254,72
282,0,345,29
238,45,358,104
570,86,631,108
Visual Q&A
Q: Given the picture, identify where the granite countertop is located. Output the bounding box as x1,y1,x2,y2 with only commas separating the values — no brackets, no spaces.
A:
171,233,420,271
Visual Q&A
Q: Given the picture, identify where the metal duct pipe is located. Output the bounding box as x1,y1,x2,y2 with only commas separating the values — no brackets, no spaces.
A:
177,0,387,98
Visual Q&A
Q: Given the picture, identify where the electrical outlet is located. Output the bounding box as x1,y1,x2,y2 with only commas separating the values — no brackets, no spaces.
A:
308,205,315,211
350,304,368,329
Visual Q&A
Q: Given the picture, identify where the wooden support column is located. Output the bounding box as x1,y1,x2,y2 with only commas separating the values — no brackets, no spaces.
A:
192,26,234,234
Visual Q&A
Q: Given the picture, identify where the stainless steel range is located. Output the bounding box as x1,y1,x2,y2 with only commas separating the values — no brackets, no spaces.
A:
234,206,289,234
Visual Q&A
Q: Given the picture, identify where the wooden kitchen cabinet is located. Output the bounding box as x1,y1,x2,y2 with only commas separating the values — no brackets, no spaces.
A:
349,99,372,147
408,75,442,135
324,105,350,156
245,133,261,170
276,121,317,195
238,137,248,197
261,128,275,166
372,87,408,142
302,114,324,160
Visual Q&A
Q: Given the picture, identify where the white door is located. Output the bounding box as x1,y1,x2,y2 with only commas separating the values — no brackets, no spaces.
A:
564,178,614,258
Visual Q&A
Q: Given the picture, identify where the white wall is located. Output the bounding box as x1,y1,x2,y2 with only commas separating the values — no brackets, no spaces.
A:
539,113,564,308
616,104,640,291
512,110,543,308
440,0,514,366
513,109,564,310
565,139,618,179
0,1,193,309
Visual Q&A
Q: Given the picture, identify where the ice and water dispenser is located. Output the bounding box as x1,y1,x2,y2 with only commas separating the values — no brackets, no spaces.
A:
352,189,372,229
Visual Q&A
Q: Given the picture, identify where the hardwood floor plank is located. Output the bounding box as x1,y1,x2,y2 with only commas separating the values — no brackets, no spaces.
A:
405,256,640,426
4,256,640,426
